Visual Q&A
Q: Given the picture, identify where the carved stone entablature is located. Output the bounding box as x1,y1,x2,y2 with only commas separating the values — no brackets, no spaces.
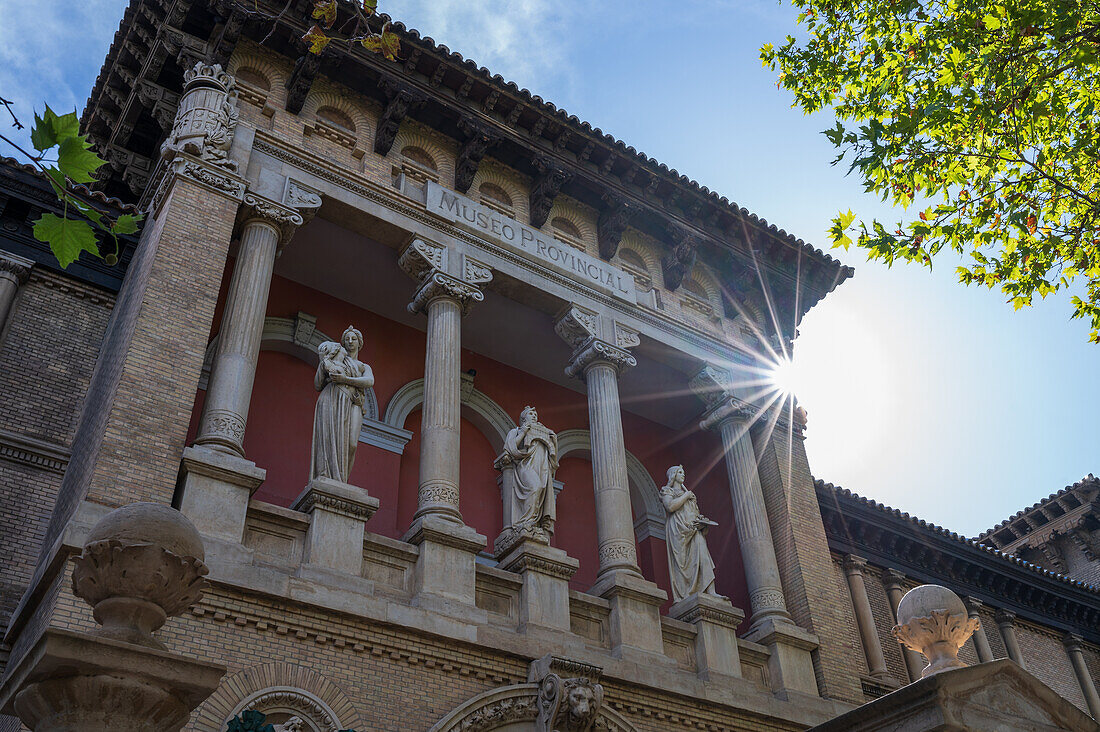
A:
283,179,323,211
688,363,735,409
463,255,494,288
400,237,492,315
82,0,856,329
398,237,448,281
530,157,574,229
554,306,639,378
241,193,305,247
661,225,698,291
375,80,424,156
161,62,240,173
554,305,599,350
455,117,498,193
142,153,248,215
597,194,635,261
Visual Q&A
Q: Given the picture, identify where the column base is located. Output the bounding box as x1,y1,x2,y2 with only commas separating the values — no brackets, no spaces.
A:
669,593,745,681
0,628,225,732
292,477,379,576
403,515,486,611
178,445,265,544
589,570,669,661
743,617,821,698
498,539,578,633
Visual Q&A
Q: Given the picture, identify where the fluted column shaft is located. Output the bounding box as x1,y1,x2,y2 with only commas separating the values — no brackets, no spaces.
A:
415,293,464,522
996,609,1026,668
196,218,281,455
584,359,640,578
714,413,790,631
1064,634,1100,719
843,555,890,679
882,569,924,681
963,597,994,663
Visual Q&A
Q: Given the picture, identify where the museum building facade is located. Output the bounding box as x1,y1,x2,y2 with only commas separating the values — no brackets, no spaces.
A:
0,1,1098,729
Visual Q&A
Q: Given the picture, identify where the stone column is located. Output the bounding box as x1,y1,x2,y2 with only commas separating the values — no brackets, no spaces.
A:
583,359,640,578
0,251,32,332
995,609,1026,668
399,239,492,526
704,402,791,632
1064,633,1100,719
555,306,642,581
690,368,819,698
398,239,491,611
195,197,302,456
181,194,313,546
842,555,891,681
882,569,924,681
555,306,667,660
963,596,994,663
412,279,466,523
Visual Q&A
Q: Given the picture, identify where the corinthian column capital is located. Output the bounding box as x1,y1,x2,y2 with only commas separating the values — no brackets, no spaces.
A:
399,237,492,315
689,363,735,406
882,568,908,592
843,554,870,575
564,338,637,379
698,396,755,433
408,270,486,315
554,305,639,379
240,192,305,249
689,364,758,432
